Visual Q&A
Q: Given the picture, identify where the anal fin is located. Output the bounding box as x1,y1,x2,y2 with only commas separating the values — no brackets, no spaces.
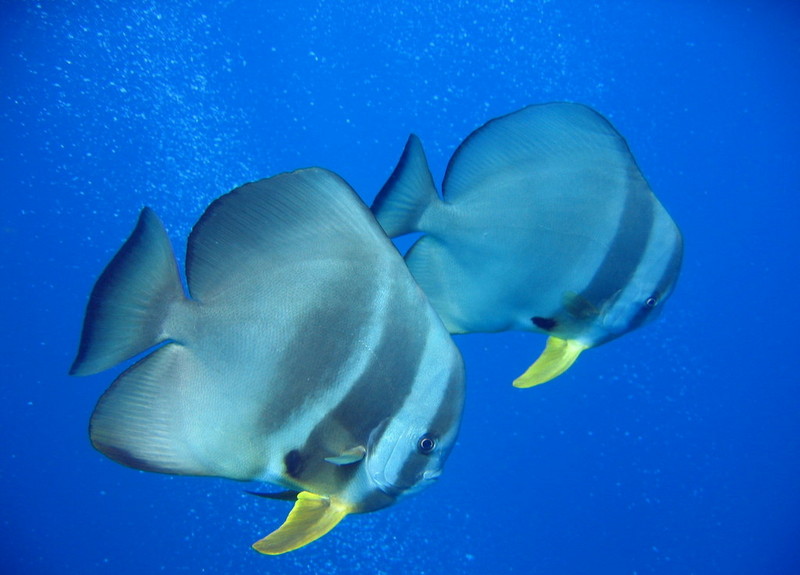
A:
252,491,352,555
513,337,588,388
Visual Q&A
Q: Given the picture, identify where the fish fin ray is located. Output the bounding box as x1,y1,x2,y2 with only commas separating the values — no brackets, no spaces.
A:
70,208,184,376
372,134,440,237
90,343,261,480
185,168,387,301
442,103,627,202
252,492,351,555
513,337,588,388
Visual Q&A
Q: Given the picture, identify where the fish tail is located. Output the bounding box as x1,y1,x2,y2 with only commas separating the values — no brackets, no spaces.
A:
371,134,440,237
70,208,185,376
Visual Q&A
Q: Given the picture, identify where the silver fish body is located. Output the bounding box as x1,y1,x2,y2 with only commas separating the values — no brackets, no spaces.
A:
71,168,465,553
372,102,683,387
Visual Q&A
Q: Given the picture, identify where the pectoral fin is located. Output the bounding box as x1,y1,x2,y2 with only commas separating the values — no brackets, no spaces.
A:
513,337,588,388
563,291,600,320
324,445,366,465
252,491,352,555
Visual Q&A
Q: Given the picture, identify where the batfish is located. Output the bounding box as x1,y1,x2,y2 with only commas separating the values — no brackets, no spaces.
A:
70,168,465,554
371,102,683,388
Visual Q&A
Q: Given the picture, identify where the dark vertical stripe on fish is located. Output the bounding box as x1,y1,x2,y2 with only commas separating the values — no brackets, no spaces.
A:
577,170,655,312
626,226,684,331
287,282,426,491
391,356,465,493
257,266,381,437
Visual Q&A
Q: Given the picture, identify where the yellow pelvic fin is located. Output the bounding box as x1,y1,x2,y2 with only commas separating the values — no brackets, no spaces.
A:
252,491,352,555
324,445,366,465
512,337,588,388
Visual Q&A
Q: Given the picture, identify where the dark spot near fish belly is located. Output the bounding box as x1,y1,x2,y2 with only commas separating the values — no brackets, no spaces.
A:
531,317,557,331
284,449,305,479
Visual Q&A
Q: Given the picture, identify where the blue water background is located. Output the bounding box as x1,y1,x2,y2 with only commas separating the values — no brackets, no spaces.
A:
2,1,799,573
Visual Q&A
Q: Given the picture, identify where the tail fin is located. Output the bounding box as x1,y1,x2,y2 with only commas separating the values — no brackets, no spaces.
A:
371,134,440,238
70,208,185,376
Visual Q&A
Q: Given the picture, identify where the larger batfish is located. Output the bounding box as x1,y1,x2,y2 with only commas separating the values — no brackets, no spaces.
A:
372,102,682,388
70,168,465,554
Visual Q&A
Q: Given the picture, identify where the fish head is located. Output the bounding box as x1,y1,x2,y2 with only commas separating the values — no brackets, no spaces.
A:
251,364,465,557
363,366,464,506
364,419,456,502
593,231,684,346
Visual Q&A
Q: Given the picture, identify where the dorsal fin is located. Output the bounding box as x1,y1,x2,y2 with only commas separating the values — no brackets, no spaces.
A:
186,168,386,302
372,134,440,238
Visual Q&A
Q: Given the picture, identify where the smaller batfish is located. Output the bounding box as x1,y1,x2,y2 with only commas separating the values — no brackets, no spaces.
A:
372,102,683,387
71,168,465,554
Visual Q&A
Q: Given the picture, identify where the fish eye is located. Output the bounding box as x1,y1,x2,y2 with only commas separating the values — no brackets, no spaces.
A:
644,296,658,309
417,434,437,455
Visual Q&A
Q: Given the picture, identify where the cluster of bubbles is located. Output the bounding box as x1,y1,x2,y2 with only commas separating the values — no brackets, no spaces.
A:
163,479,477,575
9,1,255,243
7,0,612,239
